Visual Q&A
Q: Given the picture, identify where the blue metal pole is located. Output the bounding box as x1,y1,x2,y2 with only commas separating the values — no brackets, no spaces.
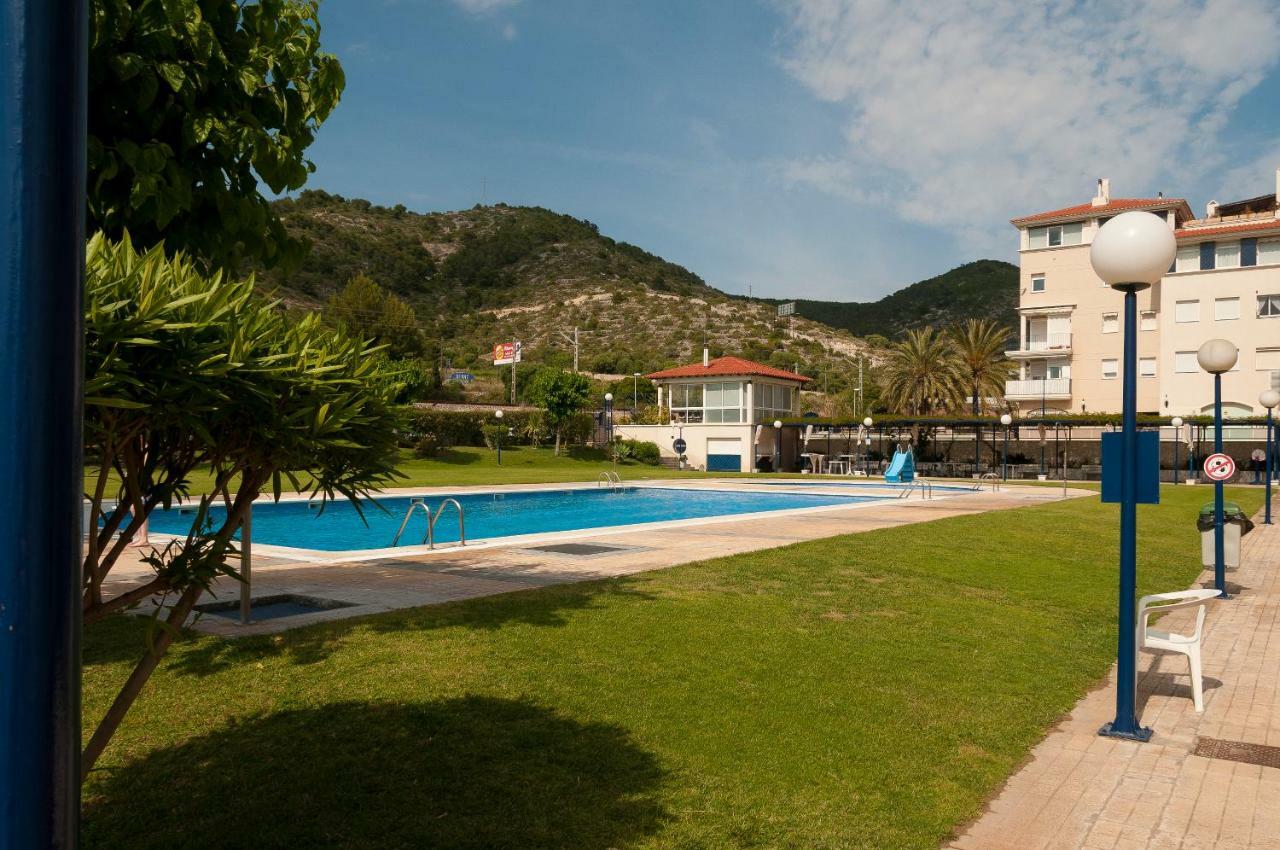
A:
0,0,87,845
1101,286,1150,741
1265,409,1272,525
1214,376,1227,597
1003,426,1008,481
1173,432,1180,486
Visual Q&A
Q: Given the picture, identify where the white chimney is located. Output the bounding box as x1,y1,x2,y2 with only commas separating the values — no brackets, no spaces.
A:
1207,200,1219,218
1092,177,1111,207
703,346,709,367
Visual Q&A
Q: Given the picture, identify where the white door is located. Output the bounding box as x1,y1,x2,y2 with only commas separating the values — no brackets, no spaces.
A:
706,438,743,472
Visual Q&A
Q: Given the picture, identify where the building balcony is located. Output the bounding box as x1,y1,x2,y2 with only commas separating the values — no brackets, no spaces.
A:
1005,334,1072,358
1005,378,1071,400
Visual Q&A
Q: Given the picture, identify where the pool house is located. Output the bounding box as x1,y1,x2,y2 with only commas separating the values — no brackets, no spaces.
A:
613,353,809,472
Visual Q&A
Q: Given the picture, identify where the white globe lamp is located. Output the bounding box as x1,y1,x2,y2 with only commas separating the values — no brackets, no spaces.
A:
1197,339,1238,375
862,416,873,427
1260,390,1280,410
772,419,782,429
1090,211,1177,290
1000,413,1012,426
493,409,503,419
1171,415,1183,428
604,393,613,402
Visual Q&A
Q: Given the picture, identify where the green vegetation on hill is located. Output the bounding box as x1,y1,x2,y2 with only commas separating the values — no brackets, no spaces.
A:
773,260,1018,340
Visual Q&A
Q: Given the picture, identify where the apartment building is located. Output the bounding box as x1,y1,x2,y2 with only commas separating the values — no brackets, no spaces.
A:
1008,175,1280,417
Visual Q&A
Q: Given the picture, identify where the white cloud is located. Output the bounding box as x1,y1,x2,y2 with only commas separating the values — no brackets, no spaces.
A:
450,0,520,15
774,0,1280,251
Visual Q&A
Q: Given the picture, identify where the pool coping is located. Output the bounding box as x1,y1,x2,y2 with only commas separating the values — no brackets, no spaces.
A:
141,479,973,565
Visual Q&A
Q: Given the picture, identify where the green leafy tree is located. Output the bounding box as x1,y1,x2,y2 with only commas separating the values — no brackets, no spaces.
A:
526,369,593,454
325,273,426,358
879,327,963,418
81,234,402,778
950,318,1015,415
87,0,345,271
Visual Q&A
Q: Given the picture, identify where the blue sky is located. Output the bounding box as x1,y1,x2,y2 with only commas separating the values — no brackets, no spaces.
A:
304,0,1280,301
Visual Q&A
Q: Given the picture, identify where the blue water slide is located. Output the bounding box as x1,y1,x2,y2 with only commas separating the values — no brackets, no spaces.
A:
884,449,915,484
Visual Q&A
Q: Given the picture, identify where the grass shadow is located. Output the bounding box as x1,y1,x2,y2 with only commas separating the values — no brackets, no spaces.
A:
430,448,484,466
82,696,669,849
165,576,658,676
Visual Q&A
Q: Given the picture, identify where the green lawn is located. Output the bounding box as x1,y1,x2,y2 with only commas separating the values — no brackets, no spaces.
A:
80,485,1262,849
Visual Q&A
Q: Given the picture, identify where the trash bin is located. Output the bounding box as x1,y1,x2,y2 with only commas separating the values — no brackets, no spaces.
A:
1198,502,1255,568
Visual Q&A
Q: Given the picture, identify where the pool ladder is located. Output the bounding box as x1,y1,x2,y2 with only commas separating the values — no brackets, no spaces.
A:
896,478,933,500
597,471,623,490
980,472,1002,491
390,497,466,549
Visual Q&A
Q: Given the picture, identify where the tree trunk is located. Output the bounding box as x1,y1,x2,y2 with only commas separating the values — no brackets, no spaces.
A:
554,430,561,456
81,582,202,781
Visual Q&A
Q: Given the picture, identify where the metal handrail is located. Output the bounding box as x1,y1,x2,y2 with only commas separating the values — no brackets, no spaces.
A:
426,498,465,549
980,472,1001,491
390,498,430,546
897,478,933,500
597,471,622,488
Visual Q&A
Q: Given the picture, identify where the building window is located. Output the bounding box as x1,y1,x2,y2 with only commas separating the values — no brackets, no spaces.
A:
701,381,743,423
1101,312,1118,333
1175,351,1199,373
1200,242,1216,270
1140,310,1157,331
752,383,793,421
1242,238,1258,267
1258,349,1280,371
1030,274,1045,292
1215,297,1240,321
1259,240,1280,265
1259,294,1280,317
1215,242,1240,269
1139,357,1157,377
1175,245,1200,272
1028,222,1082,249
1175,300,1200,323
667,383,704,423
1101,359,1118,379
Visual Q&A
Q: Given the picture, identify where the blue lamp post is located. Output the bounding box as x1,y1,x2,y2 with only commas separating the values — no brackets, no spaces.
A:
1171,416,1184,485
494,409,504,465
1090,211,1176,742
1,1,86,843
772,419,783,473
1000,413,1012,481
1198,339,1238,598
1260,390,1279,524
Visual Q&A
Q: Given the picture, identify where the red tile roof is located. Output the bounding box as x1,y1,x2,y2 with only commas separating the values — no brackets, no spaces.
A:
646,356,811,383
1011,197,1188,226
1175,218,1280,240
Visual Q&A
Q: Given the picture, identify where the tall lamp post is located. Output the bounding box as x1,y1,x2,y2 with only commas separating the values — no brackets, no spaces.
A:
604,392,614,444
632,373,641,410
1000,413,1012,481
1090,211,1176,742
1171,416,1184,485
863,416,873,476
493,409,504,465
773,419,783,473
1260,390,1279,525
1199,339,1238,597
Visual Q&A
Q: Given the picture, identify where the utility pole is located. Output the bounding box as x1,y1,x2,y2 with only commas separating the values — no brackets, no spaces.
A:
557,326,580,373
857,357,864,417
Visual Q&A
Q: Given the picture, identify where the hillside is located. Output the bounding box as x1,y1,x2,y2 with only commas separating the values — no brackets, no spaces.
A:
257,191,876,398
770,260,1019,339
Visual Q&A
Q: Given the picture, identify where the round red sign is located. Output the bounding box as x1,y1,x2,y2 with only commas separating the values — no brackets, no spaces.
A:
1203,452,1236,482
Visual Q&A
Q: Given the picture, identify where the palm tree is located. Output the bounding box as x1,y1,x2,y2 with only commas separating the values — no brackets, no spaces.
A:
950,319,1016,474
950,319,1016,416
879,327,964,417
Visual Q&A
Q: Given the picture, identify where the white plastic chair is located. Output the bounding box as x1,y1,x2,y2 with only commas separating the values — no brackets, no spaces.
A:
1137,589,1219,712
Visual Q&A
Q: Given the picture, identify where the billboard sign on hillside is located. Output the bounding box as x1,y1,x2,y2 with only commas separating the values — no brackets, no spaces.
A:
777,302,796,317
492,341,522,366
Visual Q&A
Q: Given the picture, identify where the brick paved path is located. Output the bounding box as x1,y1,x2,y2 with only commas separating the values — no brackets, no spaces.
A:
948,512,1280,850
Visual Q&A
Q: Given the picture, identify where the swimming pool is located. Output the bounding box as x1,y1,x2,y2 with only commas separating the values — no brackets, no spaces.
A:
144,487,883,552
752,480,980,493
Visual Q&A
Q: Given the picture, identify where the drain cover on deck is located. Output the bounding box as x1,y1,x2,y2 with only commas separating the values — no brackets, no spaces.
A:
1194,737,1280,768
196,594,357,622
525,542,634,557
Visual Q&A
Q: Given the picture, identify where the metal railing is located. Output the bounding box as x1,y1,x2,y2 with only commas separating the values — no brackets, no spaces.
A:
390,498,431,547
980,471,1002,491
427,498,465,550
1004,378,1071,398
896,478,933,500
597,471,622,489
1021,333,1072,351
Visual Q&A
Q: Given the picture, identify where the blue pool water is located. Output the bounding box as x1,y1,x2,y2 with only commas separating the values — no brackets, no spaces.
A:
144,487,879,552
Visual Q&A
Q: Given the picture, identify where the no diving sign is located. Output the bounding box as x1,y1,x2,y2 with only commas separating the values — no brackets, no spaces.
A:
1203,453,1236,482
